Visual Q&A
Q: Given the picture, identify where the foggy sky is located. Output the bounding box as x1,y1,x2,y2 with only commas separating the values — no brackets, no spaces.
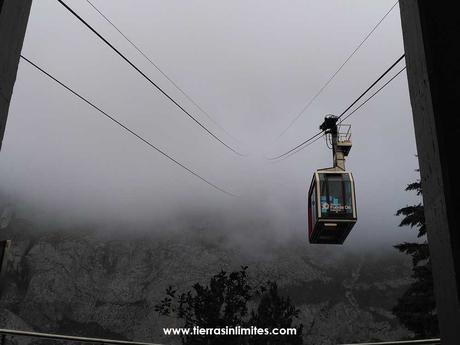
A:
0,0,420,247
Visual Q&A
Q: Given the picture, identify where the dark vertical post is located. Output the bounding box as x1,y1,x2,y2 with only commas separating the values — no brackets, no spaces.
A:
0,239,11,274
399,1,460,344
0,0,32,150
0,240,11,298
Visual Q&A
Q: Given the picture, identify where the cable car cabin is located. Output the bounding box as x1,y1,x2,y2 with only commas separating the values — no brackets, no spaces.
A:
308,170,357,244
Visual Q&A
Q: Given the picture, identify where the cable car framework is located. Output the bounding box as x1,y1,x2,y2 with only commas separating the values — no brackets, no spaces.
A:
308,115,357,244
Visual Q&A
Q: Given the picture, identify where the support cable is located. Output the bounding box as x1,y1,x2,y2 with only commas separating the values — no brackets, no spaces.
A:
268,131,324,160
276,0,399,139
339,65,406,123
85,0,239,143
274,133,325,162
20,55,237,197
268,55,406,161
337,54,405,120
56,0,243,156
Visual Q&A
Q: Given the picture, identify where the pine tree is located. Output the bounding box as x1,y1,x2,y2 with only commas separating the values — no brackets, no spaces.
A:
392,178,439,337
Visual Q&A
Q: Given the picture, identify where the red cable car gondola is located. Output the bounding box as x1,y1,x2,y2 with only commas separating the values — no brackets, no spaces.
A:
308,170,357,244
308,116,357,244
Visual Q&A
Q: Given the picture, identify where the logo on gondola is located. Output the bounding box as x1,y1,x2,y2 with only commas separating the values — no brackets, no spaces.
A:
321,202,329,210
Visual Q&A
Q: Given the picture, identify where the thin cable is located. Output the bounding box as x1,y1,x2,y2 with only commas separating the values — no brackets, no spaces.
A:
276,66,406,162
274,134,325,162
272,67,405,163
340,65,406,123
268,54,405,161
20,55,237,197
85,0,239,143
279,66,406,161
56,0,243,156
337,54,405,119
268,131,323,160
276,0,399,138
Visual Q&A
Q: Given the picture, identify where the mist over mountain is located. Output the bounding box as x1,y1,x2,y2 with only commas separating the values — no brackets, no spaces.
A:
1,196,413,345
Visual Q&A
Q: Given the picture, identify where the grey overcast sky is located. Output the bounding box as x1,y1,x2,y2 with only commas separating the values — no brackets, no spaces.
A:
0,0,419,247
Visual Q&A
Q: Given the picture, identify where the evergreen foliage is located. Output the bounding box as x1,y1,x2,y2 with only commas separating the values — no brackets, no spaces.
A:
393,178,439,337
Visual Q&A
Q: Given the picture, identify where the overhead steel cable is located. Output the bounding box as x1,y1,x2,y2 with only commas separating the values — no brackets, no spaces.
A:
276,0,399,139
268,54,406,161
339,65,407,123
268,131,324,160
336,53,405,120
269,133,325,163
283,65,407,161
85,0,239,143
56,0,243,156
20,55,237,197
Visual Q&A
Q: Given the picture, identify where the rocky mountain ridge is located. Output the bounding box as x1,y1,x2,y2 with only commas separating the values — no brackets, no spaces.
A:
0,216,413,344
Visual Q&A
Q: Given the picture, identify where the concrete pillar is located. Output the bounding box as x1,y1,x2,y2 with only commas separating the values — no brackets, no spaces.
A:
0,0,32,150
399,1,460,343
